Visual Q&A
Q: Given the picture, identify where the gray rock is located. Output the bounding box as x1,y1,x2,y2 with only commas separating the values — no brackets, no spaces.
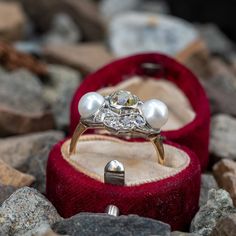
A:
100,0,170,20
138,0,170,14
213,159,236,206
210,114,236,160
21,0,105,41
44,43,113,75
171,232,199,236
0,69,45,114
201,58,236,116
197,24,234,57
24,223,60,236
52,213,171,236
0,69,54,135
0,65,6,74
0,184,16,205
109,12,198,57
0,131,64,192
200,174,218,206
0,187,61,236
190,189,236,236
14,41,42,56
43,13,81,45
209,59,236,94
211,213,236,236
0,1,26,41
100,0,140,19
44,65,80,129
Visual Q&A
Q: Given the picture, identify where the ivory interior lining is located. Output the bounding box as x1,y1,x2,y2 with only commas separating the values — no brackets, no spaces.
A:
62,135,190,186
98,76,195,131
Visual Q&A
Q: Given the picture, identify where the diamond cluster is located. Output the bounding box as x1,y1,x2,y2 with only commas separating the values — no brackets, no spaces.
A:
89,90,147,131
94,107,146,131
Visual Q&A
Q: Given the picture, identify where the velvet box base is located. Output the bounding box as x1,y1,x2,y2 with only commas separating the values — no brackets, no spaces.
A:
46,135,201,231
70,53,210,170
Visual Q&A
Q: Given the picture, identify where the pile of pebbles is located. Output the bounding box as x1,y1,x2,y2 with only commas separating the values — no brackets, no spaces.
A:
0,0,236,235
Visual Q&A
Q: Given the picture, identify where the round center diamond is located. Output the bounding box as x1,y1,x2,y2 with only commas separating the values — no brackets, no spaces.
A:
110,90,138,108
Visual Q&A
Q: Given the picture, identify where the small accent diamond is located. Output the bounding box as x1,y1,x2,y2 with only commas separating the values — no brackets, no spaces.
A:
119,115,134,129
94,107,109,122
134,115,146,127
104,116,120,130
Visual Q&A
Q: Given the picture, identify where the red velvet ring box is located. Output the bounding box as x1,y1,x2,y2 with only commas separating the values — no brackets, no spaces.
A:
46,53,209,230
70,53,210,170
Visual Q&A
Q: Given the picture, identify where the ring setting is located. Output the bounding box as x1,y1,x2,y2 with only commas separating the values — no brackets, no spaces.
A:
70,90,168,165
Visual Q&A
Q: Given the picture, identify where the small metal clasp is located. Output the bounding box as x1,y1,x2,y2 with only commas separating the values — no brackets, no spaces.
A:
105,205,120,216
104,160,125,186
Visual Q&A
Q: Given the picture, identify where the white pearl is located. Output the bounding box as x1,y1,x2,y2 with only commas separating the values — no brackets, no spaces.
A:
78,92,104,118
141,99,168,129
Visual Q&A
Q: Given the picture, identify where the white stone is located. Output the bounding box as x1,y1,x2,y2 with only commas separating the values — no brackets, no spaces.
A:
141,99,168,129
100,0,140,19
78,92,104,118
210,114,236,159
109,12,198,57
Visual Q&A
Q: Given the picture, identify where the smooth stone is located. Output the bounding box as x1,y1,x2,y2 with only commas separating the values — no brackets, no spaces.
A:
0,184,16,205
79,92,105,118
0,65,6,74
200,174,218,207
197,23,234,57
0,131,64,193
0,69,54,135
52,213,171,236
141,99,168,129
210,114,236,160
0,69,45,113
24,224,60,236
138,0,170,14
213,159,236,206
201,58,236,116
213,159,236,182
0,187,62,236
181,46,211,79
44,43,114,75
171,232,199,236
109,12,199,57
0,2,26,41
14,41,43,56
100,0,141,19
190,189,236,236
43,13,81,45
211,213,236,236
0,160,35,188
44,65,81,129
21,0,105,40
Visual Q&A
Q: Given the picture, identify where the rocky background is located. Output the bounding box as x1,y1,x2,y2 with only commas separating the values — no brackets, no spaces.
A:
0,0,236,235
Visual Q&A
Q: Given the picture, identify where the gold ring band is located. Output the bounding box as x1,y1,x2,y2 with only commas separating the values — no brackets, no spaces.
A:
69,122,165,165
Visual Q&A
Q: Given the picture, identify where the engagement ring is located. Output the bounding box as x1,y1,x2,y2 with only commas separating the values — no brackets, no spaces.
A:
70,90,168,165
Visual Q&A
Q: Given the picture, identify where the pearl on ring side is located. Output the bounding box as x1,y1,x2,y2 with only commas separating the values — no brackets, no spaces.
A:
78,92,104,118
141,99,168,129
